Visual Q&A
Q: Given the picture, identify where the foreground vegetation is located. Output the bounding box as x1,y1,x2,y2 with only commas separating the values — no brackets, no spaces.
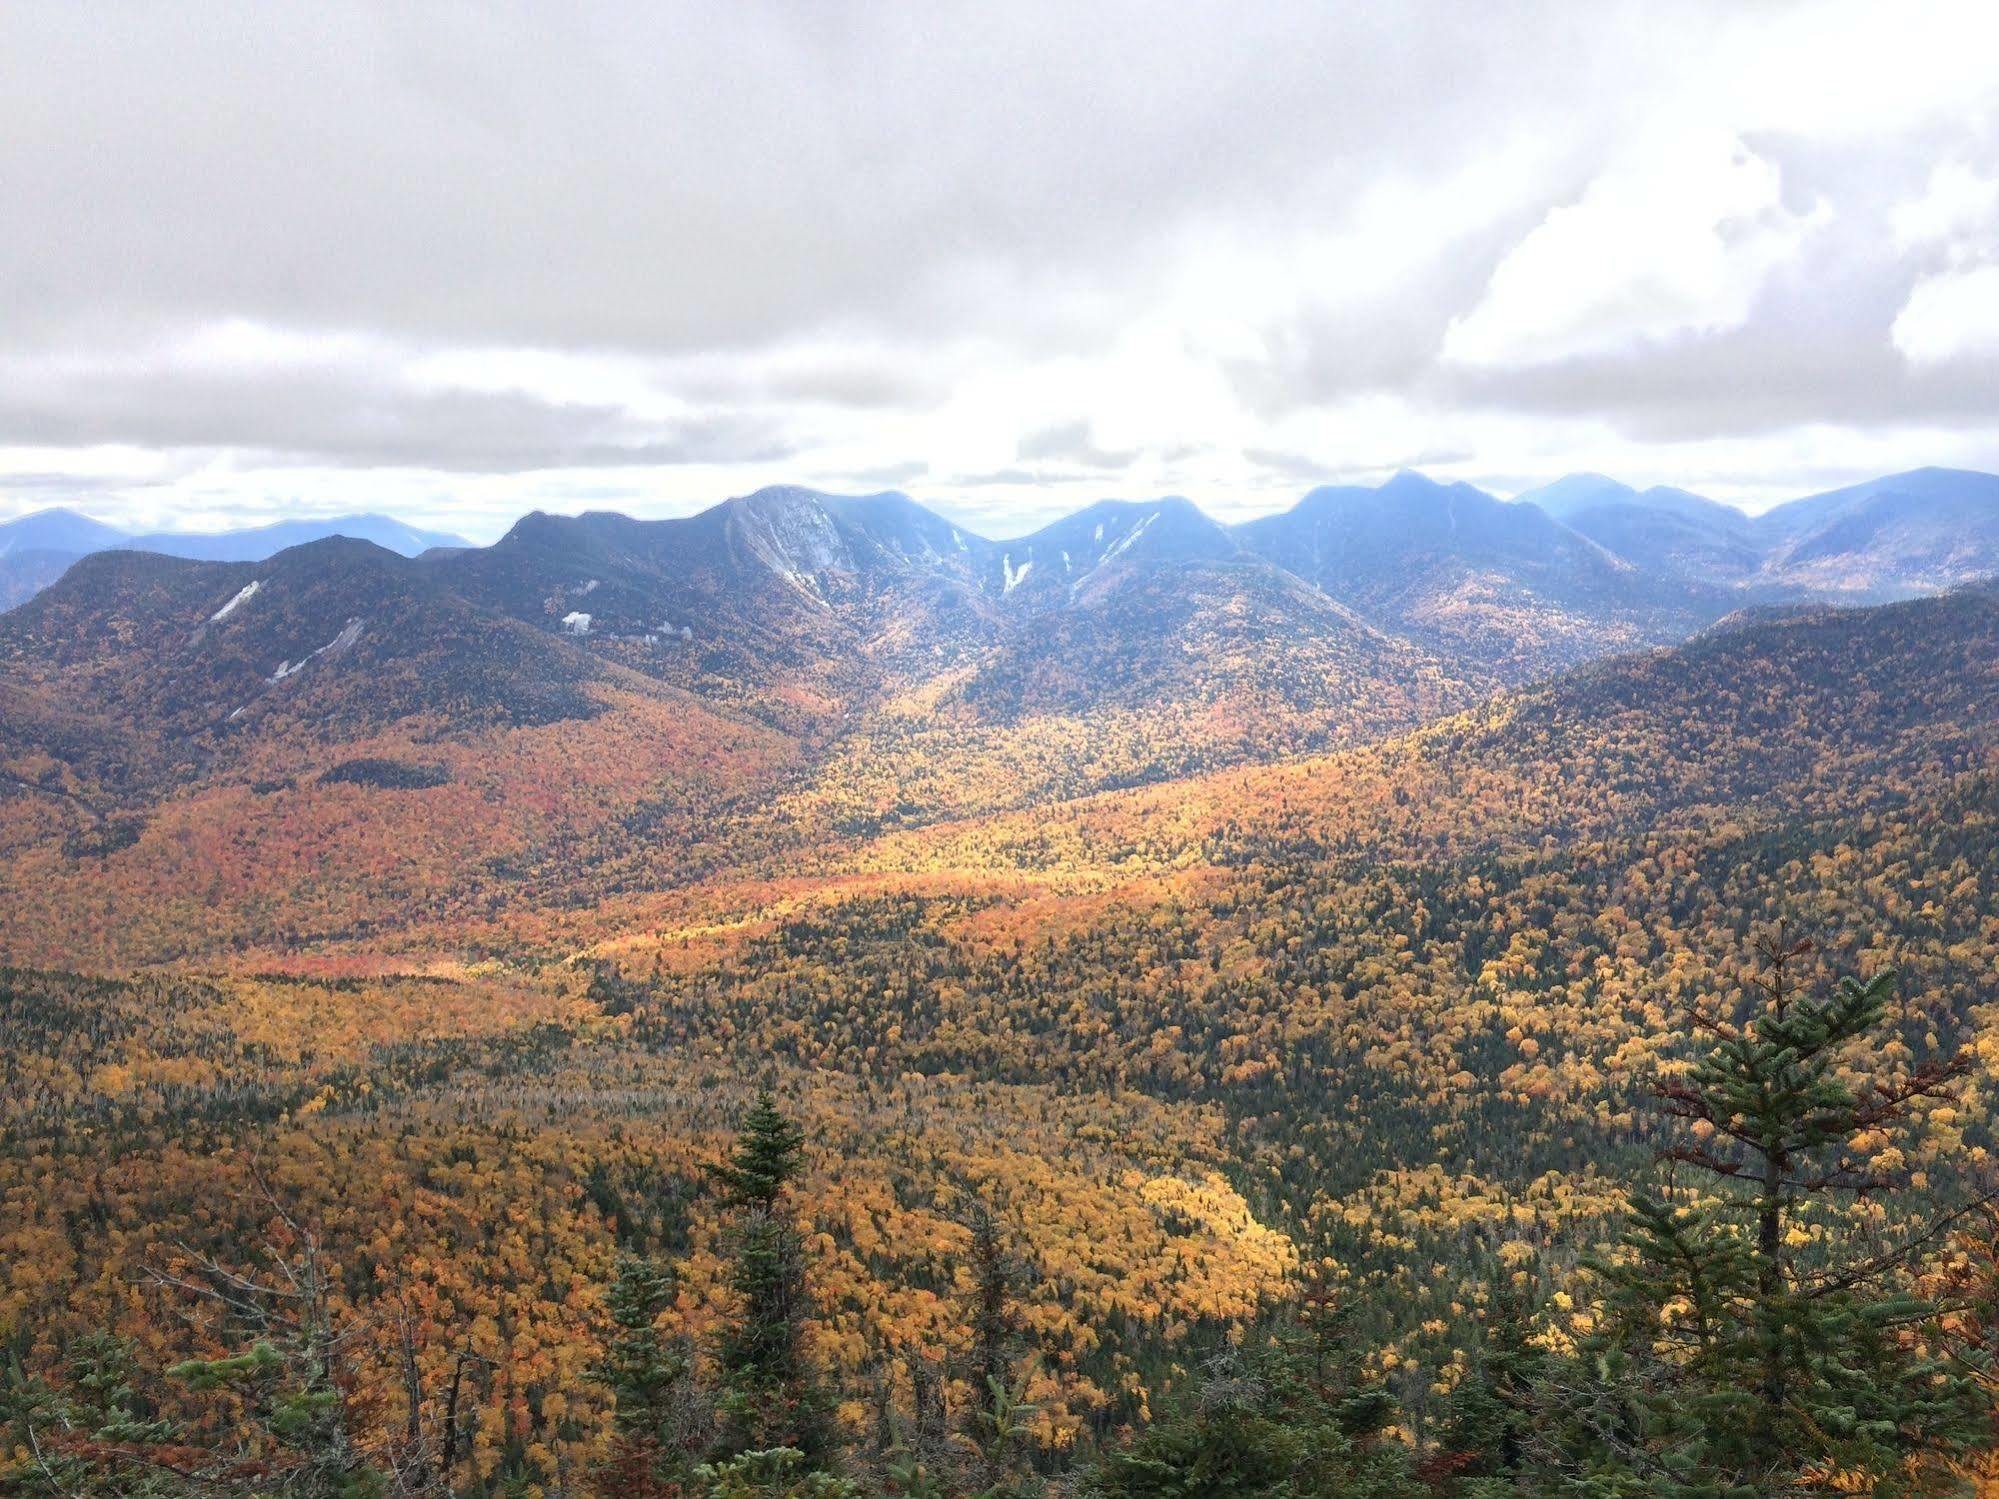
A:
4,934,1996,1495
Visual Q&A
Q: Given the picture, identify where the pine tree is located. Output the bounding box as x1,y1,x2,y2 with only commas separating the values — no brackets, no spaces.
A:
591,1251,689,1492
1,1332,178,1496
695,1444,862,1496
710,1091,807,1213
160,1225,383,1497
712,1093,833,1464
1089,1273,1420,1499
960,1200,1035,1495
594,1253,686,1436
1568,932,1988,1494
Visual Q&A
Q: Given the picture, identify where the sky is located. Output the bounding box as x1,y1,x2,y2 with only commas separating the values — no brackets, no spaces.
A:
4,1,1999,543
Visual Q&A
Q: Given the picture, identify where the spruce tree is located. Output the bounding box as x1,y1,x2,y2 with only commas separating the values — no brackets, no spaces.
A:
147,1209,384,1497
591,1251,689,1490
594,1253,686,1435
1569,933,1988,1494
1089,1274,1419,1499
0,1331,178,1496
961,1200,1035,1495
711,1091,807,1213
712,1092,833,1463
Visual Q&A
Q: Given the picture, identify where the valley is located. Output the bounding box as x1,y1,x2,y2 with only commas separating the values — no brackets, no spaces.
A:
3,469,1999,1492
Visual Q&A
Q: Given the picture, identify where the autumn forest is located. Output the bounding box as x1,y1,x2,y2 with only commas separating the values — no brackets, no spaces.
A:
5,474,1999,1497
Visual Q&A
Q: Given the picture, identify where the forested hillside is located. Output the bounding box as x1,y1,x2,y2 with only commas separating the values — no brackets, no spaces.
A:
4,574,1998,1493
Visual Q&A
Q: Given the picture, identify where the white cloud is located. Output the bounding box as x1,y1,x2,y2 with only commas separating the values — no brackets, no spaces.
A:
1893,265,1999,365
1715,0,1999,141
4,3,1999,532
1441,132,1826,368
1892,163,1999,252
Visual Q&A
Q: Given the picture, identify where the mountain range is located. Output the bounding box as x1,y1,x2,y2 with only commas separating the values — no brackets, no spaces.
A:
0,509,468,610
4,466,1997,833
0,462,1995,967
11,463,1992,625
1512,465,1999,594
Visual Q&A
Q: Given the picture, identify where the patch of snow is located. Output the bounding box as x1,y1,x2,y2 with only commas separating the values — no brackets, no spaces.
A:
1102,512,1156,564
952,529,966,550
578,579,599,595
1093,523,1105,543
265,617,366,685
737,493,846,591
562,611,592,634
1002,554,1034,594
321,617,364,656
1061,549,1072,570
210,580,262,623
776,569,831,607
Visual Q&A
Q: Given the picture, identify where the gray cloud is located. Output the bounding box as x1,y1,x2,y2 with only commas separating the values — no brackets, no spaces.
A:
954,467,1063,489
4,1,1999,527
2,3,1645,355
836,460,930,488
1016,420,1138,470
0,364,793,472
1244,446,1475,488
0,470,177,495
1241,448,1330,484
1422,127,1999,437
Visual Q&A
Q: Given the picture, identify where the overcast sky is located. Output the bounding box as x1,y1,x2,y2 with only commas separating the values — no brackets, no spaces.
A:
5,1,1999,541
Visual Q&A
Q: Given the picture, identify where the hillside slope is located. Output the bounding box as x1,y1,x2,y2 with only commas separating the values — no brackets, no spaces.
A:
1237,471,1731,676
0,540,799,962
4,564,1999,1479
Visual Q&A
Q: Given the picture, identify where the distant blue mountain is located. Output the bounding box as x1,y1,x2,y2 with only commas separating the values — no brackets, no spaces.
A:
12,466,1999,640
1510,467,1999,594
0,508,469,609
1513,476,1755,582
1508,473,1639,519
1753,466,1999,539
1751,467,1999,593
127,513,470,562
0,508,131,557
1513,475,1747,531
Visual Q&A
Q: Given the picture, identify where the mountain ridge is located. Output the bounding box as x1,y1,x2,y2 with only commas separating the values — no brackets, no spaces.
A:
0,507,472,610
11,468,1998,806
12,464,1999,619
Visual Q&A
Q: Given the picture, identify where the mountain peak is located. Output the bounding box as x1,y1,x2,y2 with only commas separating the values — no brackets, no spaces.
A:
1512,473,1640,518
732,483,842,512
1381,469,1448,495
0,506,132,557
987,495,1238,603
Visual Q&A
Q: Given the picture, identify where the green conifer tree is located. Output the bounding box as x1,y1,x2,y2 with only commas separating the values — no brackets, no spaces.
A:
960,1200,1036,1496
1562,933,1988,1495
591,1251,689,1491
1,1331,178,1496
1435,1270,1546,1489
711,1091,807,1213
1089,1274,1420,1499
712,1093,833,1464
